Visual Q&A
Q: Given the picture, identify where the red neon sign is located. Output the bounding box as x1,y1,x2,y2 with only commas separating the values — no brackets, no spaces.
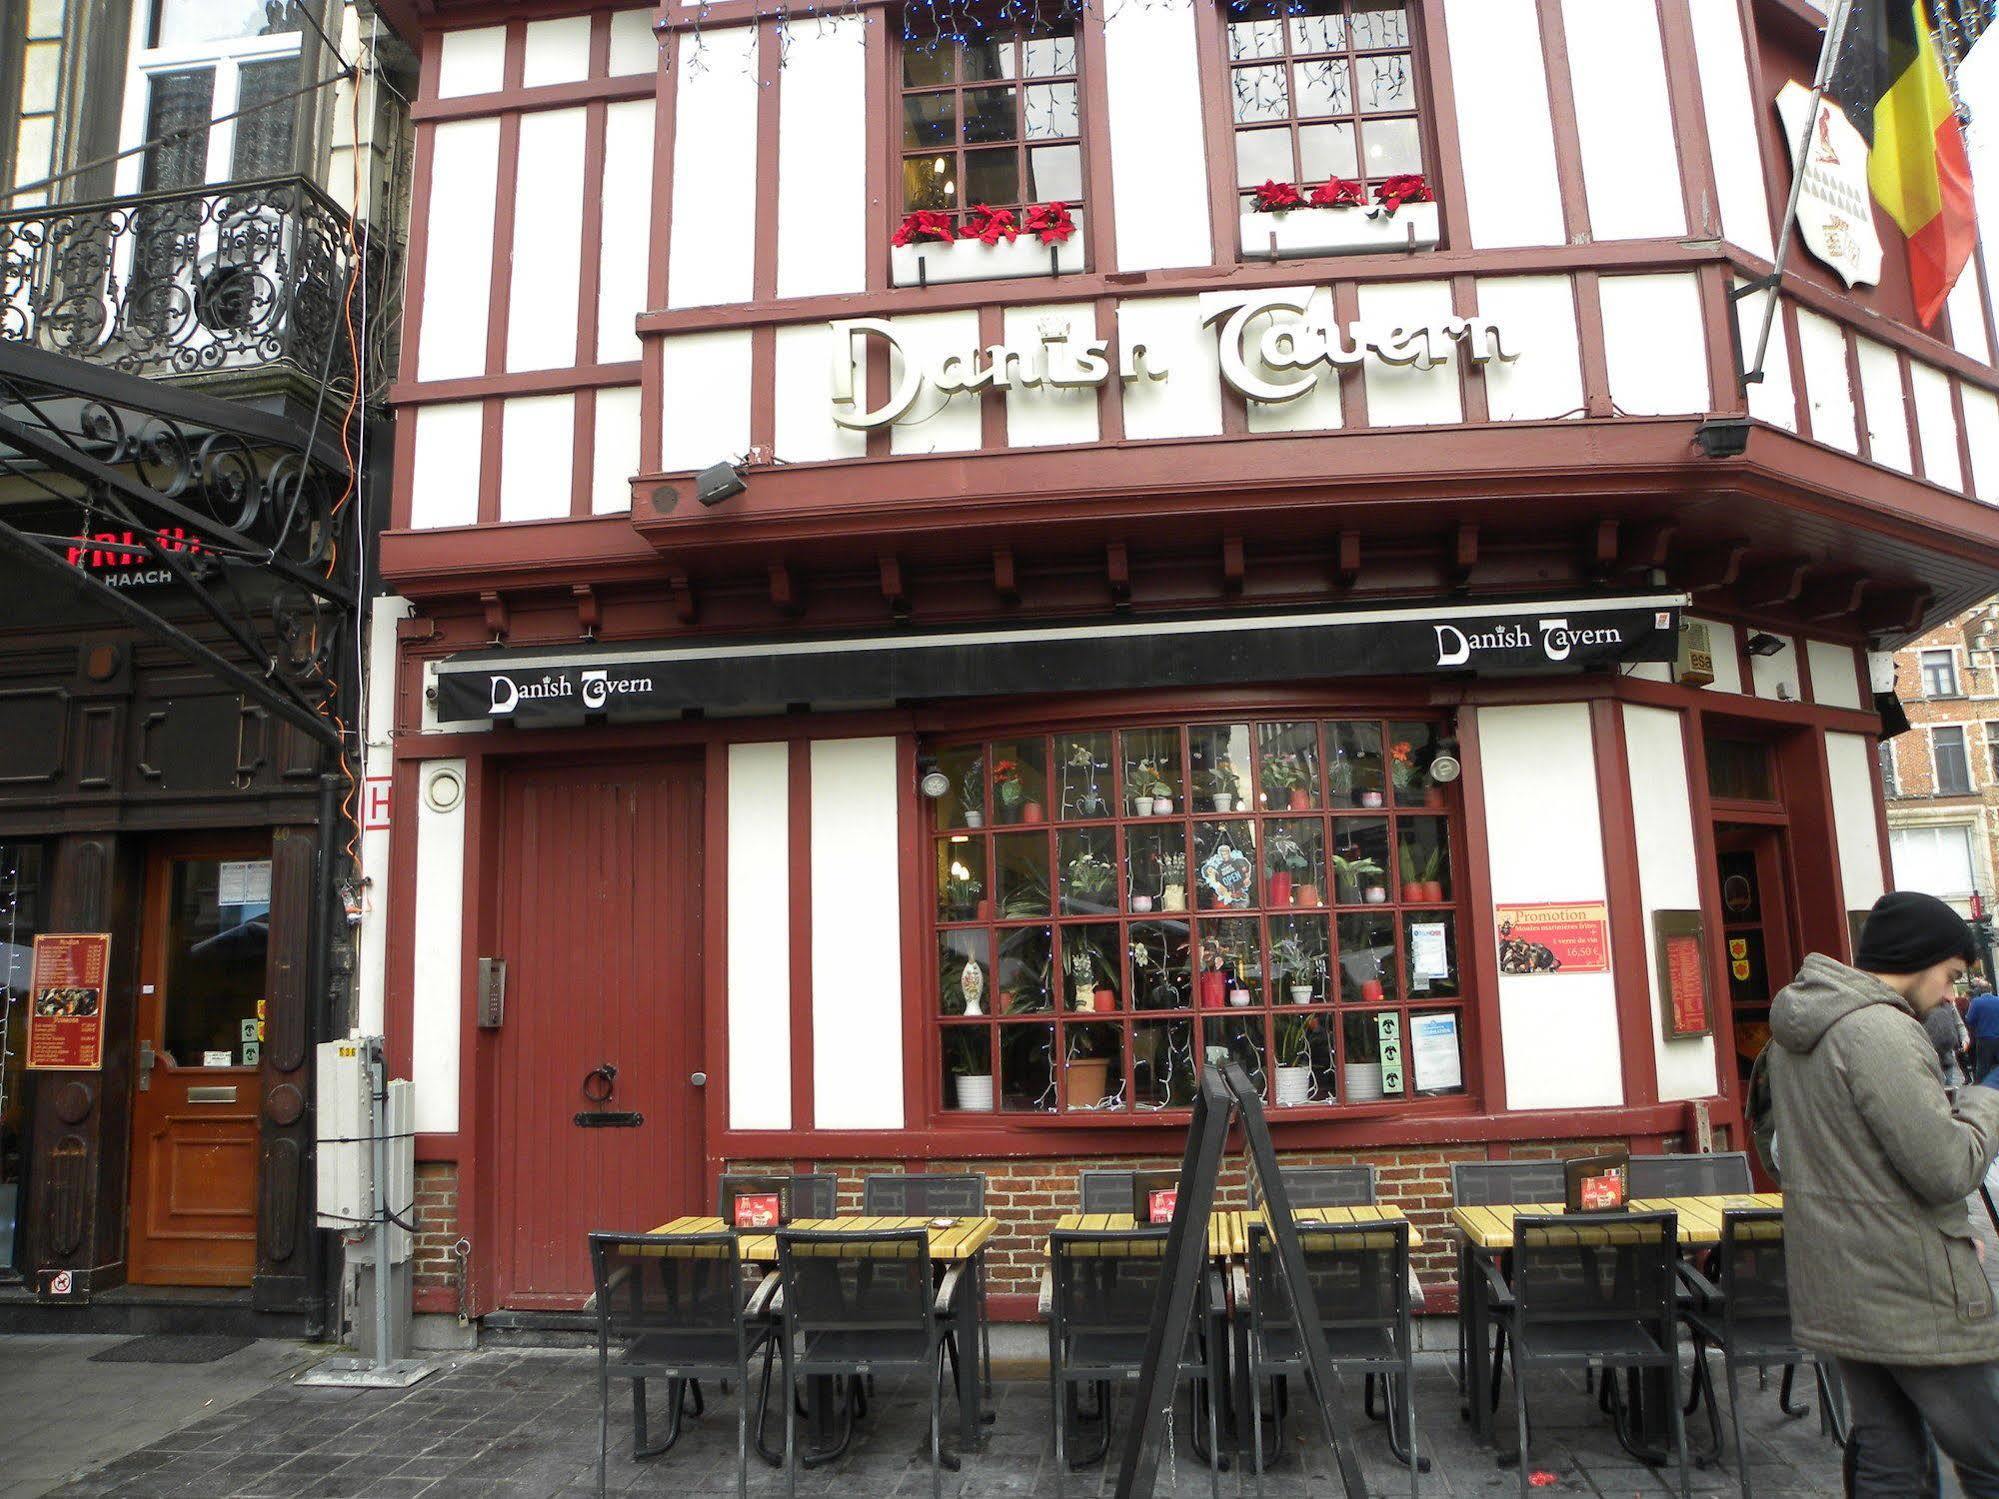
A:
65,527,207,571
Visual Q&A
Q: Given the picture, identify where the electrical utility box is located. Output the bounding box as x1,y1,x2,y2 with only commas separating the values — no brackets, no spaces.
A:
315,1038,413,1262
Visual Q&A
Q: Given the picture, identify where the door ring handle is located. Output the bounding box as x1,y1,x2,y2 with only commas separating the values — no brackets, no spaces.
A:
581,1064,617,1104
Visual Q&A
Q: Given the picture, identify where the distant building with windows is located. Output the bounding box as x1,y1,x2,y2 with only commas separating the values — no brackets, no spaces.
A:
1883,600,1999,920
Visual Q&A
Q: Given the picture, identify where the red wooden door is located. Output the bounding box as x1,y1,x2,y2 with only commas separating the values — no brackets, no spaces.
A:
490,759,706,1307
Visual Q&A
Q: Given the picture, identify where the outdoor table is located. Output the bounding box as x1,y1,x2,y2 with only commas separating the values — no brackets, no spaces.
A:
1448,1194,1783,1447
649,1213,999,1462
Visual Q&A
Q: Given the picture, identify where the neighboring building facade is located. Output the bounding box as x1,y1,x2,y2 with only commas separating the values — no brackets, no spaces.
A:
1883,598,1999,924
375,0,1999,1326
0,1,413,1333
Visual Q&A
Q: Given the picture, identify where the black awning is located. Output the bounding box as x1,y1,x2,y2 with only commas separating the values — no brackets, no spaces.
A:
433,595,1687,728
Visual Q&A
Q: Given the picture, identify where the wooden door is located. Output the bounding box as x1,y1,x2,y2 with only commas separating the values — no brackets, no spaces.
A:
491,759,706,1308
1716,825,1798,1095
127,835,269,1286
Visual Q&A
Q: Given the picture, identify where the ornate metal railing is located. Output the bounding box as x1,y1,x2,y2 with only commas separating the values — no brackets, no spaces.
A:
0,175,395,391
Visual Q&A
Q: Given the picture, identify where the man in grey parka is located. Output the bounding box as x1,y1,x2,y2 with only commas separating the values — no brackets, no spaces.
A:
1767,890,1999,1495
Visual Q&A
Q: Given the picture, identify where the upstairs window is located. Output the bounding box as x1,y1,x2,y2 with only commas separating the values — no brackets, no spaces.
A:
1880,740,1899,798
1934,725,1973,796
1920,648,1960,699
121,0,304,195
1987,723,1999,783
898,17,1082,234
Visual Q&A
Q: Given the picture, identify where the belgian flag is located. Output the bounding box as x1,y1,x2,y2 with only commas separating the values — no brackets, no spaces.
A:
1825,0,1977,326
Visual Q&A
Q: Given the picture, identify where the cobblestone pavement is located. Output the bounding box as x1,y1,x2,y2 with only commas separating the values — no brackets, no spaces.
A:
20,1341,1870,1499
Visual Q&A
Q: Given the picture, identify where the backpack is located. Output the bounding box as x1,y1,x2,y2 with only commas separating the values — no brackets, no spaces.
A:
1745,1039,1781,1182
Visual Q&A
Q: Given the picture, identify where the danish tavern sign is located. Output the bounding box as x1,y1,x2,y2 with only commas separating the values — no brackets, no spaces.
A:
828,291,1520,428
1775,80,1883,289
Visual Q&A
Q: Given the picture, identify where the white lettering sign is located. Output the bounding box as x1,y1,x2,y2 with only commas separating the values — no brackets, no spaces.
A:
1432,617,1624,668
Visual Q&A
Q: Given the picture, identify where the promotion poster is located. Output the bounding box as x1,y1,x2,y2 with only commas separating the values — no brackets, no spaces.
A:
26,933,111,1071
1494,902,1611,975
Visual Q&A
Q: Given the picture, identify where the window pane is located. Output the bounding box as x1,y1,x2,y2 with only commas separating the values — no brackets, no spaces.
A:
964,149,1019,207
903,93,957,149
1288,0,1346,53
163,858,269,1064
1027,142,1082,201
1022,31,1077,77
941,1026,991,1110
939,929,992,1015
1126,822,1188,914
1133,1020,1197,1109
155,0,298,46
1331,817,1391,905
937,837,988,923
1405,912,1457,997
1936,727,1972,795
1063,1022,1124,1110
998,926,1054,1014
1059,828,1118,917
1123,727,1184,814
232,57,299,178
1199,915,1263,1002
1274,1008,1336,1105
1357,52,1417,113
1236,126,1294,189
991,738,1048,824
1987,725,1999,781
1204,1014,1268,1098
1360,115,1423,176
903,155,956,210
1256,721,1321,810
1130,921,1192,1009
936,742,984,830
962,86,1018,143
1270,912,1332,1002
1195,821,1260,910
1328,721,1387,807
1190,723,1254,811
1264,819,1327,907
1341,1011,1404,1099
1396,815,1452,903
1299,121,1359,180
142,69,215,192
1349,2,1411,49
1231,64,1290,124
1055,732,1114,820
1292,58,1352,118
1024,81,1077,140
999,1021,1054,1110
1061,923,1125,1010
1335,911,1397,1002
995,832,1050,918
1388,720,1445,807
963,38,1017,81
1922,650,1959,697
1409,1009,1466,1096
903,44,953,88
1228,15,1287,60
1707,737,1775,801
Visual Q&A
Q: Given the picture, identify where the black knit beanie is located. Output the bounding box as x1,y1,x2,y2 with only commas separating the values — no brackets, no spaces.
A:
1855,891,1977,973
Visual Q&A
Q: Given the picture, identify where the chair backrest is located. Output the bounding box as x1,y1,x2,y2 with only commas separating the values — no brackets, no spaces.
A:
862,1172,986,1216
1250,1164,1377,1208
717,1170,838,1222
1625,1151,1753,1199
1449,1160,1568,1207
588,1231,745,1345
1048,1227,1198,1364
1245,1219,1408,1357
1078,1168,1137,1214
1717,1209,1792,1328
776,1228,934,1345
1509,1210,1679,1335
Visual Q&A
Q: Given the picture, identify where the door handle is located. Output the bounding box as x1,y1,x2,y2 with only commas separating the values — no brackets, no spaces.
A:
689,1071,707,1088
581,1063,617,1104
138,1039,155,1092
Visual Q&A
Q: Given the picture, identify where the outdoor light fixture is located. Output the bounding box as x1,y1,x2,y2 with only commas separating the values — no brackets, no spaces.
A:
918,756,951,799
1745,631,1786,658
695,460,747,507
1429,750,1462,784
1694,417,1752,458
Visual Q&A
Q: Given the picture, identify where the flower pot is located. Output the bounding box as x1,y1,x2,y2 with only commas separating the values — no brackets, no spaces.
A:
1211,794,1234,813
1294,883,1320,907
1425,787,1445,809
1421,880,1445,904
1275,1065,1314,1107
1335,876,1357,905
1227,985,1252,1008
1364,886,1388,905
1094,987,1117,1013
964,811,984,828
1064,1057,1112,1108
1342,1061,1384,1104
1270,870,1293,908
1288,788,1311,811
1132,893,1154,913
1134,795,1156,817
1199,969,1228,1009
1402,882,1425,904
1360,978,1386,1003
1289,984,1315,1005
1359,791,1384,809
1153,796,1174,815
1161,883,1187,912
999,989,1015,1014
976,898,992,922
1021,800,1045,824
953,1074,995,1111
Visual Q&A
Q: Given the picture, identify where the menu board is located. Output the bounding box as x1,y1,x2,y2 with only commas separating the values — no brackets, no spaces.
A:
1653,911,1712,1040
25,933,111,1071
1495,901,1611,975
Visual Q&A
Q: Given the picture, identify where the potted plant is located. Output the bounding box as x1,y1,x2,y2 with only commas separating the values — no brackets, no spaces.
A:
1160,852,1188,912
1066,742,1109,819
993,758,1031,822
1065,849,1116,913
1203,758,1242,813
1420,850,1445,905
1270,935,1323,1005
1274,1012,1317,1106
943,860,986,922
1063,1031,1115,1108
1265,829,1311,910
1260,752,1310,810
1131,759,1174,815
1389,739,1426,807
961,756,985,827
947,1030,993,1111
1342,1012,1386,1104
1001,866,1050,920
1399,843,1426,904
1331,852,1383,905
1326,755,1354,807
1400,845,1444,904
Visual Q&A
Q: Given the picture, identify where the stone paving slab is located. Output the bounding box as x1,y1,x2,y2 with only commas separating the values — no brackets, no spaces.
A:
15,1342,1870,1499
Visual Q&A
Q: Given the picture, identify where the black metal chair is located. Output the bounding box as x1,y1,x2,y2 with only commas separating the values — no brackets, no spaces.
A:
863,1173,991,1396
1242,1219,1418,1498
1481,1210,1692,1499
718,1170,838,1221
1247,1164,1377,1208
775,1227,953,1499
1681,1209,1846,1497
1448,1160,1569,1417
1626,1151,1754,1199
1077,1167,1138,1213
1047,1226,1222,1499
587,1230,769,1499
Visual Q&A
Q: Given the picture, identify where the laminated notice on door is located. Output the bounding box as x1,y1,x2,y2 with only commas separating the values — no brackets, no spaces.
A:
217,860,271,907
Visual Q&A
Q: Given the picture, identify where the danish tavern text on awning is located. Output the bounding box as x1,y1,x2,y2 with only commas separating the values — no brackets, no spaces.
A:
828,291,1521,428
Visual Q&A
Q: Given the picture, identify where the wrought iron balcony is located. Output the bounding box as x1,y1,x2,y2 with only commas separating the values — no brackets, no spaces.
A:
0,175,394,391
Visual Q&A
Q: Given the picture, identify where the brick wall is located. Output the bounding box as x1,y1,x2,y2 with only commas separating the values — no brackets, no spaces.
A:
1885,603,1999,919
412,1161,460,1315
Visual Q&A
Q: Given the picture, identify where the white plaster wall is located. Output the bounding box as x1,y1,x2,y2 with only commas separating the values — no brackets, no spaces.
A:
1563,0,1685,241
608,9,657,75
1688,0,1774,255
498,394,574,521
409,402,483,529
523,15,591,86
437,26,505,98
728,742,792,1130
774,323,868,463
1827,731,1887,912
1357,280,1460,425
1797,308,1858,453
355,594,407,1037
1118,296,1223,439
667,26,759,308
1102,3,1210,270
1442,0,1564,248
661,329,753,471
416,117,500,382
1600,274,1709,415
1002,304,1102,447
1948,260,1991,364
1690,615,1743,694
1476,276,1584,421
888,311,984,455
776,17,867,299
591,386,641,514
412,759,467,1133
1964,384,1999,501
1856,339,1911,472
1621,704,1718,1102
1245,287,1343,433
597,99,655,363
1749,632,1800,701
507,107,588,372
1911,363,1963,490
1478,704,1624,1111
810,739,905,1130
1734,284,1797,431
1807,640,1863,708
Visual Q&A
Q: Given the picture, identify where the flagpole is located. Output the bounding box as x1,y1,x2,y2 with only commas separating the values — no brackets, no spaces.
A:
1746,0,1857,384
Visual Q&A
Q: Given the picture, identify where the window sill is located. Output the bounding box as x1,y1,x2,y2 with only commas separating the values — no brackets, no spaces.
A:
890,218,1089,288
938,1093,1468,1128
1238,201,1441,260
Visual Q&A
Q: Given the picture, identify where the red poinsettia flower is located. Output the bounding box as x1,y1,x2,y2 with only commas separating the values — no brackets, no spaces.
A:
1372,174,1434,216
1252,179,1304,213
1023,202,1077,244
1307,176,1366,208
966,203,1019,246
890,209,958,248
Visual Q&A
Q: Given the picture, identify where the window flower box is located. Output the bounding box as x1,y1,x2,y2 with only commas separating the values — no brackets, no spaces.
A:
891,211,1089,287
1240,199,1440,259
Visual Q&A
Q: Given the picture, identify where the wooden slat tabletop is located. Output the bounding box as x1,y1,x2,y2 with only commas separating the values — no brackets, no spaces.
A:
1242,1204,1425,1246
643,1215,1000,1264
1051,1212,1242,1258
1449,1193,1783,1250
